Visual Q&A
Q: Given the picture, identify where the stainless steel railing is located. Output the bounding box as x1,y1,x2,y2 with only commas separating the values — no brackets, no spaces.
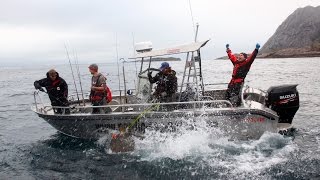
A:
33,91,233,115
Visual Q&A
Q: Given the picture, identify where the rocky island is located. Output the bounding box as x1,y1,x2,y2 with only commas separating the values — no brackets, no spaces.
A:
216,5,320,60
259,5,320,58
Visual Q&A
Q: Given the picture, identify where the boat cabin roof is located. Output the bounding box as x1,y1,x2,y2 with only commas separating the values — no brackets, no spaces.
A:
130,39,210,59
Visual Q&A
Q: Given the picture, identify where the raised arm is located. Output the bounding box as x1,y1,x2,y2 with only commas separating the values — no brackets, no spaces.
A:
226,44,237,63
34,78,47,91
244,43,260,65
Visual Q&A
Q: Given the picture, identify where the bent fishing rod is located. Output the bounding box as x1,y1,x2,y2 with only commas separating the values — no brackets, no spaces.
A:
64,43,80,105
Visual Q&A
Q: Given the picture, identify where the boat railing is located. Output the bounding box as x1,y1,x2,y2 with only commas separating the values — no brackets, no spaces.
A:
33,91,233,115
68,92,90,102
242,85,266,104
202,83,228,90
67,89,137,104
33,91,53,114
203,83,228,86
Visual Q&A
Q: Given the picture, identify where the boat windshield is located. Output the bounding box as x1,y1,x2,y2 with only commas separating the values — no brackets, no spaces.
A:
135,69,151,102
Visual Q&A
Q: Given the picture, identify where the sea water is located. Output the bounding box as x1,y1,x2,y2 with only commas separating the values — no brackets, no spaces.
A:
0,57,319,179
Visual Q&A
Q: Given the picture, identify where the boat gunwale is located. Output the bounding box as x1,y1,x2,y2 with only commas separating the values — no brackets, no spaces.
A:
32,105,278,121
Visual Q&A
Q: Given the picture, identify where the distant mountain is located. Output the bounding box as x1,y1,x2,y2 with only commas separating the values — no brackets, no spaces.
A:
260,6,320,58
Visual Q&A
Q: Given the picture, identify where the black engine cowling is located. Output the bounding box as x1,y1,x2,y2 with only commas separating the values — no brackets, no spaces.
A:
265,84,299,124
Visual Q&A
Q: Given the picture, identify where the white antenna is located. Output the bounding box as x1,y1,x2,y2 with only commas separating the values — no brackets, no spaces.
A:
132,32,138,77
188,0,196,38
194,23,199,42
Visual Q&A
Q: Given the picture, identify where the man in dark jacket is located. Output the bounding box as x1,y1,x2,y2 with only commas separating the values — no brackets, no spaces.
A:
34,69,69,114
148,62,178,102
225,43,260,106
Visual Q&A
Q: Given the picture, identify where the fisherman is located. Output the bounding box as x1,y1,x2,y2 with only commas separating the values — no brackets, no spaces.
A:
225,43,260,106
89,63,109,114
34,69,69,114
148,62,178,102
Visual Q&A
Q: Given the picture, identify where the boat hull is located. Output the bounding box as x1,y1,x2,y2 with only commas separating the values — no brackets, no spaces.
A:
34,108,279,140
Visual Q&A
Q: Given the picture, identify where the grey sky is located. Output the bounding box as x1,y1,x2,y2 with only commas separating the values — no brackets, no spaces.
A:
0,0,319,64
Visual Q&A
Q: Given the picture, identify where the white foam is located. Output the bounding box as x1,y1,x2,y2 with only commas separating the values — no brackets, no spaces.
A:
131,117,296,177
133,117,228,160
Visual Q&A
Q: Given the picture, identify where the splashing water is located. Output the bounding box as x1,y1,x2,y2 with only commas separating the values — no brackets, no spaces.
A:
119,116,298,178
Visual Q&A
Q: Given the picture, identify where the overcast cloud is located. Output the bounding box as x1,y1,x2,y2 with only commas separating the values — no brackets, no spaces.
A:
0,0,319,64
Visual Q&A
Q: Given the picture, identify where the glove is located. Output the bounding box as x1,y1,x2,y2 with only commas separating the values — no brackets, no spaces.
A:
34,83,42,90
39,87,45,92
160,92,167,97
147,71,152,78
255,43,260,50
226,44,230,49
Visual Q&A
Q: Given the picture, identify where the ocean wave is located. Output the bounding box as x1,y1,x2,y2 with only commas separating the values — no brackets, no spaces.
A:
8,92,34,97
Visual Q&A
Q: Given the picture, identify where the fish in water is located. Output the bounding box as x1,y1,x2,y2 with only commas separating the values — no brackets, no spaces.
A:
110,132,135,153
110,104,160,153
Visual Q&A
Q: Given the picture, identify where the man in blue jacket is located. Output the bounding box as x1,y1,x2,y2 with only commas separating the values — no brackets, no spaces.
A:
148,62,178,102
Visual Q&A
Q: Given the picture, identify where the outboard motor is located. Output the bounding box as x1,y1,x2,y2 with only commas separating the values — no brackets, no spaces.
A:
265,84,299,124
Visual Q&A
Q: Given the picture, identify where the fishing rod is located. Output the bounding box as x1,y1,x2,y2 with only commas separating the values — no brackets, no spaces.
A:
64,43,80,105
115,34,122,105
120,58,127,104
74,49,86,106
132,32,138,77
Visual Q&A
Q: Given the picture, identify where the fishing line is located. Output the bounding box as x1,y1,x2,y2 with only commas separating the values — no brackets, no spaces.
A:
127,104,160,131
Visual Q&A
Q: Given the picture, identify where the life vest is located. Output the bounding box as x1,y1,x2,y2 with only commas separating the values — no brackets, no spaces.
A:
227,49,258,85
105,86,112,103
90,75,112,103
